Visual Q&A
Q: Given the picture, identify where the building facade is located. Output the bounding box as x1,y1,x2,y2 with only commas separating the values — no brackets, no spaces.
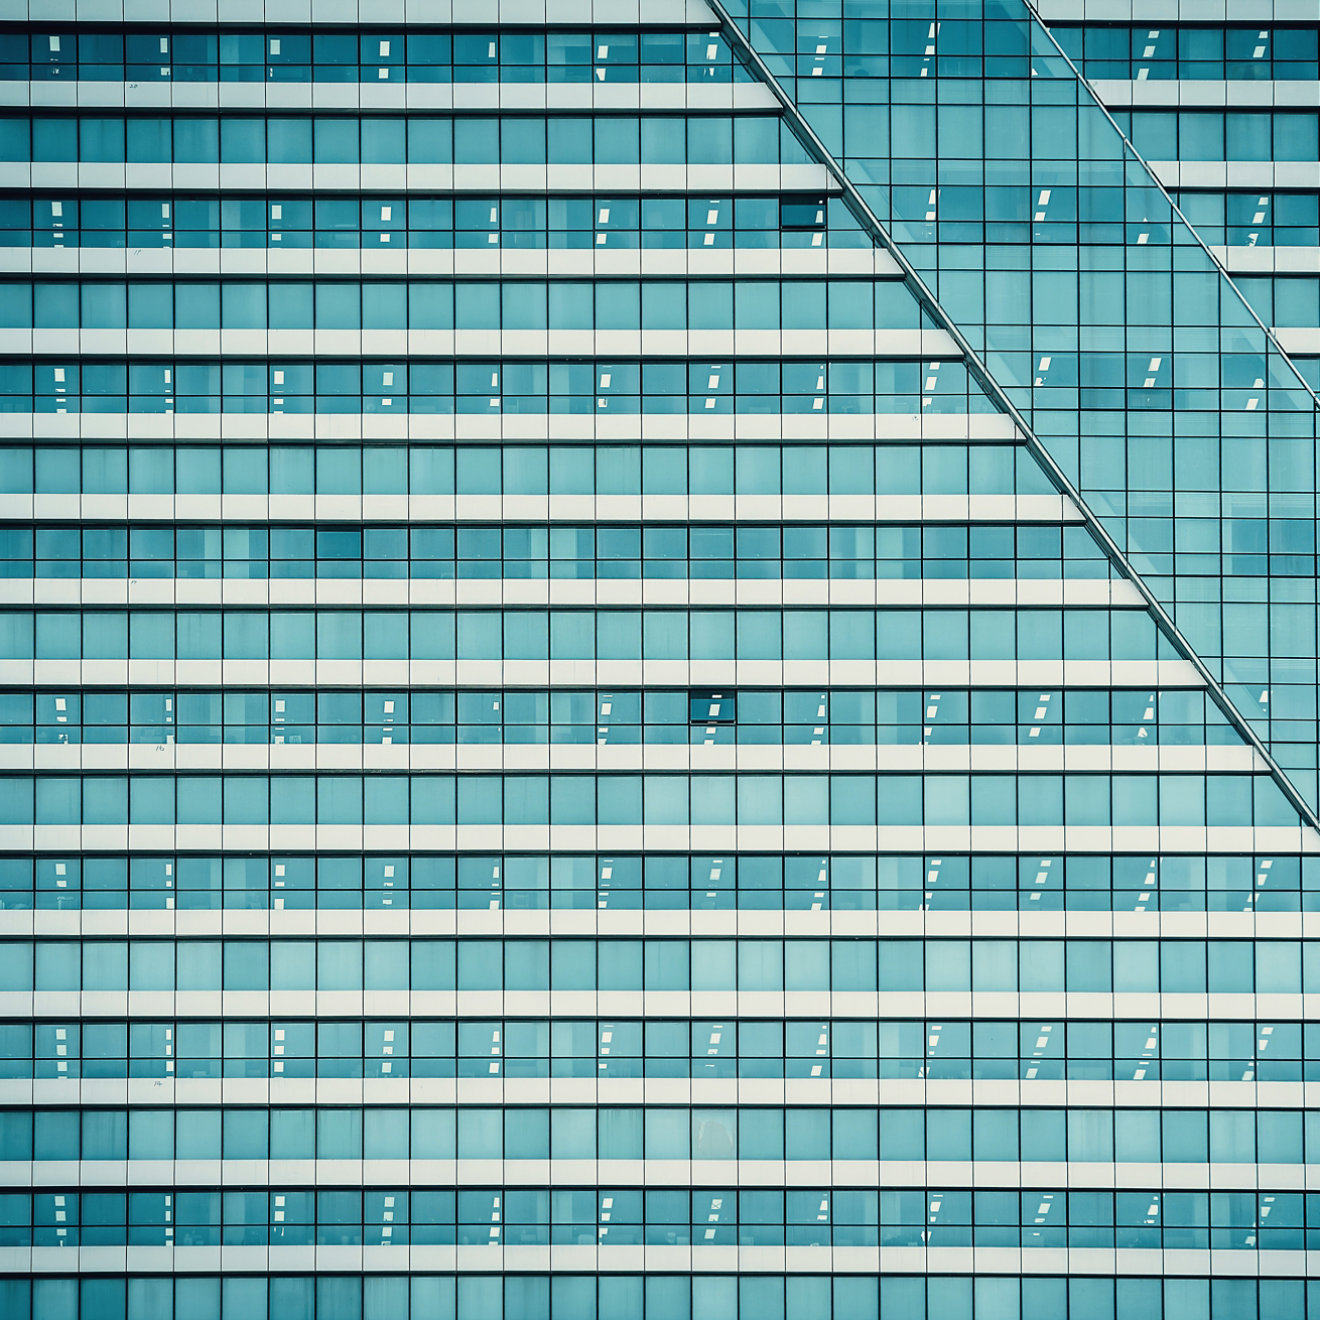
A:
0,0,1318,1316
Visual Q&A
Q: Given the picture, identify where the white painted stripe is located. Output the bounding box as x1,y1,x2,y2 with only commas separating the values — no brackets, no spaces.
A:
0,741,1258,778
0,988,1311,1022
3,80,779,113
1,903,1295,941
3,247,903,281
0,1242,1306,1275
0,412,1012,445
4,822,1301,860
1274,327,1320,357
0,1157,1305,1191
1,1075,1298,1112
0,161,836,195
1214,247,1320,277
0,326,959,360
0,576,1144,610
0,494,1083,526
1033,0,1317,23
0,656,1216,690
1088,79,1320,110
0,0,719,25
1150,160,1320,191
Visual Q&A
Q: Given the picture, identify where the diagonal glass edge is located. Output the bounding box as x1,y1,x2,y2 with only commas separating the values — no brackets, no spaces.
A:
1021,0,1320,409
704,0,1320,834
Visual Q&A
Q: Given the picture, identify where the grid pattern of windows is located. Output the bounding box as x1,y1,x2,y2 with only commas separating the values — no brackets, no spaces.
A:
722,0,1320,797
2,0,1317,1312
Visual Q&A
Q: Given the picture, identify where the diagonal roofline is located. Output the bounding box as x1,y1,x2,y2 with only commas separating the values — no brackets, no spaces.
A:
707,0,1320,833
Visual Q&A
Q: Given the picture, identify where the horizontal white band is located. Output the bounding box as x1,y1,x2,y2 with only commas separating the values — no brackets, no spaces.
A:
0,903,1299,941
0,1241,1306,1275
0,410,1015,444
0,657,1212,690
0,0,718,27
1034,0,1315,23
1,987,1312,1021
1273,327,1320,358
0,1155,1305,1192
1150,159,1320,191
0,576,1141,610
2,1074,1304,1113
1214,247,1320,277
3,79,779,114
0,821,1302,855
2,326,961,360
3,247,904,281
0,741,1257,778
1089,79,1320,110
0,494,1081,527
0,161,836,195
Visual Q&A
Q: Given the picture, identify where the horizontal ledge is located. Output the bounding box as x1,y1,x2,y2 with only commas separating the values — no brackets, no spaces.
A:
0,1155,1305,1191
0,988,1314,1020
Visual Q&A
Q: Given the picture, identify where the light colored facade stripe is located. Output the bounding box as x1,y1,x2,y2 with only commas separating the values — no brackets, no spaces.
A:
1088,79,1320,109
0,162,835,195
0,411,1014,444
1215,247,1320,277
0,326,961,360
2,247,906,280
0,0,719,25
1,743,1258,777
0,657,1215,690
1033,0,1318,20
1274,327,1320,358
3,1077,1307,1112
0,1243,1308,1275
2,988,1315,1021
2,822,1302,854
3,80,779,113
0,576,1143,610
0,494,1085,527
2,905,1302,941
1150,160,1320,191
0,1158,1308,1192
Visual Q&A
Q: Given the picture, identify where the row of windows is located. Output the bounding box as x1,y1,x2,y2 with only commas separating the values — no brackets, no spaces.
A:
0,1102,1312,1165
0,1182,1310,1249
0,434,1291,509
0,440,1059,500
0,1272,1306,1320
9,378,1298,417
17,185,1244,251
1,29,743,84
3,192,843,250
4,359,1296,417
880,207,1191,252
0,277,928,332
0,606,1178,664
1,113,808,168
1117,110,1320,163
1173,191,1320,249
1216,275,1320,332
2,850,1305,918
790,96,1320,168
0,770,1292,830
0,683,1226,748
1057,23,1320,81
0,1272,1304,1320
3,360,995,418
6,1014,1314,1084
1,934,1315,994
0,520,1108,583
